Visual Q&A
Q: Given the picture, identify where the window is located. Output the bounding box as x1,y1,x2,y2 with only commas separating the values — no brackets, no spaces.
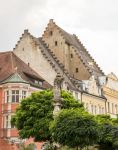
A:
99,106,101,114
115,104,118,114
6,91,9,103
70,54,73,58
5,90,27,103
4,115,10,128
34,80,43,86
85,103,89,111
76,68,78,73
22,91,27,99
91,105,93,114
102,107,104,114
12,90,19,103
55,41,58,46
49,31,53,36
95,106,97,114
112,103,114,114
5,116,9,128
75,92,78,99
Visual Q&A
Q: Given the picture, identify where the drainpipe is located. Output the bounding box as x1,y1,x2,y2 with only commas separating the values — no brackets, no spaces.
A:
80,91,83,103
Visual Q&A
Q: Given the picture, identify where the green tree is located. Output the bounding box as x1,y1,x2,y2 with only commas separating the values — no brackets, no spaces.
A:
11,90,83,142
50,108,99,150
95,115,118,150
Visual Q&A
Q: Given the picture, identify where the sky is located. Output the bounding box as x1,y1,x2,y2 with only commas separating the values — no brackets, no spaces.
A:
0,0,118,75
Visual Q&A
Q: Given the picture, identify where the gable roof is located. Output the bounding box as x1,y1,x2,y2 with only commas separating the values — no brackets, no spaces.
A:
107,72,118,81
44,19,104,77
0,51,51,89
13,29,77,90
1,72,28,84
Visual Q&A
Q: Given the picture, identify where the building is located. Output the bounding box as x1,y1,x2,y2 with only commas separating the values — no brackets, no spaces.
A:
13,19,110,117
0,19,118,149
0,51,51,150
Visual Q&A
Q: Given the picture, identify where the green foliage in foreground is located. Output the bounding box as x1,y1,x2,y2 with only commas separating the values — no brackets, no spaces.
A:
50,108,99,149
11,89,118,150
95,115,118,150
11,90,83,142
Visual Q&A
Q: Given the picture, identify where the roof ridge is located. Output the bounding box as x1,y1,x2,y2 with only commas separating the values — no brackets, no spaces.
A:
38,38,76,89
73,34,104,75
13,29,35,50
43,19,104,76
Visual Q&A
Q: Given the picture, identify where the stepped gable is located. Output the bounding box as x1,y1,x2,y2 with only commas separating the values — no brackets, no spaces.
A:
33,36,77,90
13,28,76,89
44,19,104,77
0,51,51,89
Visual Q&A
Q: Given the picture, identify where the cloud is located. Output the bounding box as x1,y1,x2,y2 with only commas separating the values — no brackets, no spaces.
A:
0,0,118,74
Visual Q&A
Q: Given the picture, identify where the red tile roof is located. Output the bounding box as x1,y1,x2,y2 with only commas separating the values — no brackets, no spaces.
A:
0,51,51,89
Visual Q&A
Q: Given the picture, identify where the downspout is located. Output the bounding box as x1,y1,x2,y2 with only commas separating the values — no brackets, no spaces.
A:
80,91,83,103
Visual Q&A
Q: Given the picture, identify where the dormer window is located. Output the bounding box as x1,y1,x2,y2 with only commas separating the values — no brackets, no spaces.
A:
55,41,58,46
34,80,43,86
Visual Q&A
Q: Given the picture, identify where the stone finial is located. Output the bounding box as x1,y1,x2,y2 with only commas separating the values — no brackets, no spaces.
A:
49,19,54,23
24,29,29,34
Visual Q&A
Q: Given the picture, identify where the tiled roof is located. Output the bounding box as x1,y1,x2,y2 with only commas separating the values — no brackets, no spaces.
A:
0,51,51,89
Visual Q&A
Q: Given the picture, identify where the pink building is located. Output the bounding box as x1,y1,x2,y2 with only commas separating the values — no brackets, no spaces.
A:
0,51,51,150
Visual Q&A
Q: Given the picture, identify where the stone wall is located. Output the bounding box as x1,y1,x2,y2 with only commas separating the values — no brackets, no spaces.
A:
13,31,57,85
42,20,91,80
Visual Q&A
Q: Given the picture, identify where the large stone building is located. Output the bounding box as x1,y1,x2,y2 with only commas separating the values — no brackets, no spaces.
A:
13,19,118,117
0,19,118,149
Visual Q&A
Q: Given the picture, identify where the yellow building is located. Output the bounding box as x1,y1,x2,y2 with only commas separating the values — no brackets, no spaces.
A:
103,73,118,118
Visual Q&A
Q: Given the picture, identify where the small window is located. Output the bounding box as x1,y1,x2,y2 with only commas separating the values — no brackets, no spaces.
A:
6,91,9,103
22,91,27,99
86,103,89,111
55,41,58,46
49,31,53,36
70,54,73,58
4,115,10,128
76,68,78,73
112,103,114,114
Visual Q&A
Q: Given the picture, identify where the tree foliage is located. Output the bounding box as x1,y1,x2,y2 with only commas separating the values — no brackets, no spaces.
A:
50,108,99,149
95,115,118,150
11,90,83,142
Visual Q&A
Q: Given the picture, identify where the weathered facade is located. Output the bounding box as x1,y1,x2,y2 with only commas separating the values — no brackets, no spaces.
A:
0,19,118,149
13,19,118,118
